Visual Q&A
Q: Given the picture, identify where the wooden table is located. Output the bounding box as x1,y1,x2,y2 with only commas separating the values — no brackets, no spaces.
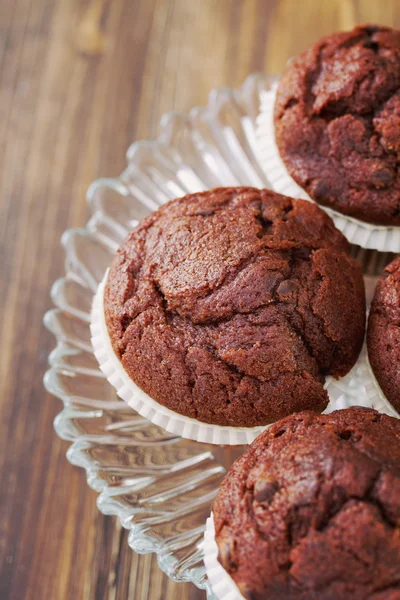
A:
1,1,400,598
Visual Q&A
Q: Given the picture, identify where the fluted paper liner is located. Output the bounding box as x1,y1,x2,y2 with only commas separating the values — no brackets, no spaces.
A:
204,514,245,600
91,272,367,446
256,85,400,252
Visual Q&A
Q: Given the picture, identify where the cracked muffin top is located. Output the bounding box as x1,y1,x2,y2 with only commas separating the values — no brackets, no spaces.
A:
104,187,365,427
274,25,400,225
214,407,400,599
368,256,400,414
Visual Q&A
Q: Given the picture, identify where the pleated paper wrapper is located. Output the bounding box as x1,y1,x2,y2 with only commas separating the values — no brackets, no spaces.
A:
204,514,245,600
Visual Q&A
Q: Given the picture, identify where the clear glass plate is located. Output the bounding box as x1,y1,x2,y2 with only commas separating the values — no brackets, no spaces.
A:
43,73,393,597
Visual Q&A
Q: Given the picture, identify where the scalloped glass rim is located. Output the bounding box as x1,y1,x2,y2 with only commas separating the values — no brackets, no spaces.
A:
43,73,279,597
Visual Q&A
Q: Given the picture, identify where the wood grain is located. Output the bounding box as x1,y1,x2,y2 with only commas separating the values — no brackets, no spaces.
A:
1,1,400,599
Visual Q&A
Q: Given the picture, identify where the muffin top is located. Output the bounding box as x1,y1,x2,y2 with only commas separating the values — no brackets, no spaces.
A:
368,256,400,413
214,407,400,600
274,25,400,225
104,187,365,427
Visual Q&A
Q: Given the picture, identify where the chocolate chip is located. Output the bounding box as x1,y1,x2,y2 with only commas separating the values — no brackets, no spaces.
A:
370,167,394,188
254,479,279,503
264,272,281,292
313,180,330,201
293,247,311,261
219,540,237,571
363,40,379,53
277,279,297,299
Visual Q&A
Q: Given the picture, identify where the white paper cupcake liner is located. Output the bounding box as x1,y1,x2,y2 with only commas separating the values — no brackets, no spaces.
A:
204,514,245,600
256,85,400,253
91,272,373,446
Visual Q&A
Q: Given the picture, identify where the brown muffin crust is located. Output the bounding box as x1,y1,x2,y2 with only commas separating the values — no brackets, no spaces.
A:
214,407,400,599
104,187,365,427
274,25,400,225
368,257,400,414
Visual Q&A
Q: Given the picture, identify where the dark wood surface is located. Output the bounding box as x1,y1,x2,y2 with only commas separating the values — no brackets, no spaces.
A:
1,1,400,599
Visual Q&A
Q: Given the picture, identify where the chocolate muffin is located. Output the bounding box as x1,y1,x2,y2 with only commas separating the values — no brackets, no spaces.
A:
368,257,400,413
214,407,400,600
274,25,400,225
104,187,365,427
